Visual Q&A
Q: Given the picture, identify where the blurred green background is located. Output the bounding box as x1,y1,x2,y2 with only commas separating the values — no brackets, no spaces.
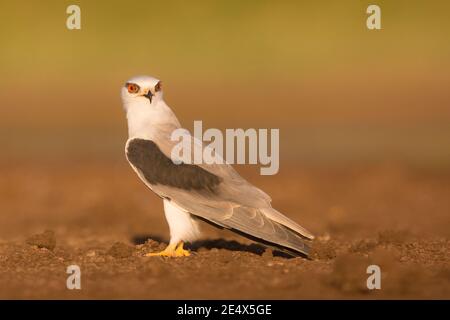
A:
1,0,449,168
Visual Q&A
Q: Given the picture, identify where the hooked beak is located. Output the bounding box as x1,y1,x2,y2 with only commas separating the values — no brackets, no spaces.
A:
143,90,153,103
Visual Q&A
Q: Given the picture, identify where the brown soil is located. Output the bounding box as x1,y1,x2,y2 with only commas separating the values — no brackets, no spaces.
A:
0,161,448,299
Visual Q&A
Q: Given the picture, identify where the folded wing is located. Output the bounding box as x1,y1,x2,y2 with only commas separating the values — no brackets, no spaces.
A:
126,135,313,256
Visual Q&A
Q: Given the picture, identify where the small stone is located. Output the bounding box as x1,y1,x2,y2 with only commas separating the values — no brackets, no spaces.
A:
26,230,56,251
262,248,274,258
318,233,331,242
86,250,96,257
145,239,161,248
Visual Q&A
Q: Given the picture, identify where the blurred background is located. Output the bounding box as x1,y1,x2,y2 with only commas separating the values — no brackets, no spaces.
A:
0,0,449,299
0,0,449,167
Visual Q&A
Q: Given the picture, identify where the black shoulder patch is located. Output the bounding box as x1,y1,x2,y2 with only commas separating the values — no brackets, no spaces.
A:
126,138,222,192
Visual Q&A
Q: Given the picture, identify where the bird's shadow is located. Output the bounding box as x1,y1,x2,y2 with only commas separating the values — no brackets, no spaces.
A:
132,234,293,258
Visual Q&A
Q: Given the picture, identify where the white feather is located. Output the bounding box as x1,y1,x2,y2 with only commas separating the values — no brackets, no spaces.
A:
164,199,201,244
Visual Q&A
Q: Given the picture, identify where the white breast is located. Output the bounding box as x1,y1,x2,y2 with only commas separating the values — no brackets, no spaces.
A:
125,98,180,140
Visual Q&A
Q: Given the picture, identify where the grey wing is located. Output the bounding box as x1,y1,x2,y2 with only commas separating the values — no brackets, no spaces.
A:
125,136,313,256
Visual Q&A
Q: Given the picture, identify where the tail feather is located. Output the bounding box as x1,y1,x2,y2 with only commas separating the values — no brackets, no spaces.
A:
229,222,311,257
261,207,314,240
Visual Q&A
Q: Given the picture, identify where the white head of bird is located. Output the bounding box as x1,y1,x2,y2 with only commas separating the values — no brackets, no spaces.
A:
121,75,180,140
121,75,163,109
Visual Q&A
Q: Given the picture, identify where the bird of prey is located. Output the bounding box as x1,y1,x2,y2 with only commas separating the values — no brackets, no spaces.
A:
121,75,314,257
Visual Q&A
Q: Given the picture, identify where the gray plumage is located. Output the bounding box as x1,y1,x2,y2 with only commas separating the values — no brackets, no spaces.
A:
122,75,314,257
126,122,314,256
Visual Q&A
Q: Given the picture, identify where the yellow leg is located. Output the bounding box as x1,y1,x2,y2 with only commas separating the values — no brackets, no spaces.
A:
145,242,190,257
174,242,190,257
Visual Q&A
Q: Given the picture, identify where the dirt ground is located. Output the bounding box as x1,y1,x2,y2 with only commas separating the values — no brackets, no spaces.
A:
0,160,448,299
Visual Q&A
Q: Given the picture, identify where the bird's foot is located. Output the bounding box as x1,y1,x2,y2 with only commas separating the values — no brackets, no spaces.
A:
145,242,190,257
174,242,191,257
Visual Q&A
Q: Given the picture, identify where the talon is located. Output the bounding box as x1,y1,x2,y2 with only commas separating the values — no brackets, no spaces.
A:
175,242,190,257
145,242,190,257
145,243,177,257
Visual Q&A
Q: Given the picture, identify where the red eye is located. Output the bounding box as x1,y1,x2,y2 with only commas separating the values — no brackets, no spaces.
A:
126,83,139,93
